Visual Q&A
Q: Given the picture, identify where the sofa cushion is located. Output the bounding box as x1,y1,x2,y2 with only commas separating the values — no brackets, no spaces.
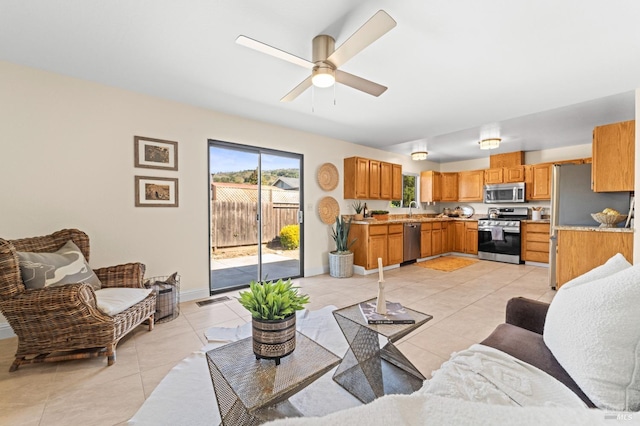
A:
560,252,631,290
94,287,153,316
481,323,594,407
543,261,640,411
17,240,102,291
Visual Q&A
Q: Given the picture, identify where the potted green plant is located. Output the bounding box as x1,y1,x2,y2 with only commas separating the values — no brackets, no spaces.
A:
238,279,309,365
370,210,390,221
352,201,364,220
329,216,357,278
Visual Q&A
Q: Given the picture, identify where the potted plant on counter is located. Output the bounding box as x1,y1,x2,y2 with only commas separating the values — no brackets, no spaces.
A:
237,279,309,365
329,216,357,278
352,201,364,220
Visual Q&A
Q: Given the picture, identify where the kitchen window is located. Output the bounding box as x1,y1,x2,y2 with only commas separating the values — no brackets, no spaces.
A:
391,173,418,208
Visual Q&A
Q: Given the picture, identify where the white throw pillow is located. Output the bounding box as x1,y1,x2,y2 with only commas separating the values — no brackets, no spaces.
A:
560,252,631,290
95,287,152,316
543,262,640,410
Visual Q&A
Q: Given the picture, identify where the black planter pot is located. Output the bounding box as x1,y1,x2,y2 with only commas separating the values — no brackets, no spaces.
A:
251,314,296,365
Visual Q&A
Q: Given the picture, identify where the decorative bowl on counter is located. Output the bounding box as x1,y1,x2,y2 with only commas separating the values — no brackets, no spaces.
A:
590,212,627,228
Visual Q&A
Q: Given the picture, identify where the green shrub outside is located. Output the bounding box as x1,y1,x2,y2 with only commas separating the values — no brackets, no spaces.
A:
279,224,299,250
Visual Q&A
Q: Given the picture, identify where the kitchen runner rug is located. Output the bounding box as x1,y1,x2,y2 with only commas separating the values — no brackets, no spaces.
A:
415,256,479,272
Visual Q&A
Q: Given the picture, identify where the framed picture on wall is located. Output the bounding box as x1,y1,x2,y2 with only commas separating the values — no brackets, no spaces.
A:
135,176,179,207
134,136,178,170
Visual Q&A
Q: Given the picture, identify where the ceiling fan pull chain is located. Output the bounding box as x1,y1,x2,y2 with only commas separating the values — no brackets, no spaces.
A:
333,83,336,106
311,85,315,113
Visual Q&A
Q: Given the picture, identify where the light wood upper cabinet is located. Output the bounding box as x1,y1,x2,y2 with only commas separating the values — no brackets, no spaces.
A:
504,166,525,183
458,170,484,202
391,164,403,200
484,168,504,184
344,157,369,199
344,157,402,200
485,166,524,184
525,163,552,200
369,160,381,199
592,120,635,192
420,171,442,202
441,173,459,202
380,162,392,200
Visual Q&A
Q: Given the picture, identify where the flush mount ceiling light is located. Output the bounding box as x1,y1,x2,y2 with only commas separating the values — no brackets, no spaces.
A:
311,64,336,88
478,138,501,150
411,151,428,161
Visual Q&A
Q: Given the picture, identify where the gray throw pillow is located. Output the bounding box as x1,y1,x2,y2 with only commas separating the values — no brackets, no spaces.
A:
17,240,102,291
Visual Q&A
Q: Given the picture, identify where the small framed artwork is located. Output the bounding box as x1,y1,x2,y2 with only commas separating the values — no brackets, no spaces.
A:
135,176,179,207
134,136,178,170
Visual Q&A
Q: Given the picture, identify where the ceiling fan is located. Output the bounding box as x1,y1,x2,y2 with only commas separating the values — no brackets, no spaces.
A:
236,10,397,102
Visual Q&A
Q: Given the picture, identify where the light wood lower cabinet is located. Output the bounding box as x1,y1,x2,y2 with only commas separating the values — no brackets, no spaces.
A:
431,223,443,255
420,223,432,258
556,229,633,288
387,224,404,265
521,222,550,263
465,221,478,254
350,223,404,270
453,222,465,252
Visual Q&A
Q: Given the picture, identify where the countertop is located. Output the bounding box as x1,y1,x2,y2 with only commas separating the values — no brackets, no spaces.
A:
351,215,479,225
554,225,634,233
521,219,551,224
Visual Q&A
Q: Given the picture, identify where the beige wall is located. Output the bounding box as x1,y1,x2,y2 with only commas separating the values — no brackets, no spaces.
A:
0,61,420,314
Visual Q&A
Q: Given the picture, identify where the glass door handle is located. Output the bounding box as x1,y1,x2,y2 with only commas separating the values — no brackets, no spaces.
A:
298,211,304,224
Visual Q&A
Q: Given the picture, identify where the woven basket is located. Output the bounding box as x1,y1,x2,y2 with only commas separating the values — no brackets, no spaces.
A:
590,213,627,228
329,251,354,278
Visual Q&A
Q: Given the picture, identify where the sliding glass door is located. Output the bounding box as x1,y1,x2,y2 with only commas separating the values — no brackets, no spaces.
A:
209,140,303,294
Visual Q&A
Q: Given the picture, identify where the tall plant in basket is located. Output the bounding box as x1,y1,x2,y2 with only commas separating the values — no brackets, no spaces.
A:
238,279,309,365
329,216,357,278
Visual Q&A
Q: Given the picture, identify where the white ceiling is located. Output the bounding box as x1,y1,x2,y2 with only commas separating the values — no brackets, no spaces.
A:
1,1,638,162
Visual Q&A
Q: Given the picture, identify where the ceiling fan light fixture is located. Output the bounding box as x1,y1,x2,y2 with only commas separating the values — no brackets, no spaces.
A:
411,151,428,161
479,138,501,150
311,65,335,88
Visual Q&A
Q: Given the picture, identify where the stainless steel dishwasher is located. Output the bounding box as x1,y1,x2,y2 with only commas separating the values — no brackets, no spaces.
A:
403,222,421,262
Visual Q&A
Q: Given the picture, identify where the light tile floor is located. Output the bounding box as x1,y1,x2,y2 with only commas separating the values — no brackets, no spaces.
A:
0,260,555,426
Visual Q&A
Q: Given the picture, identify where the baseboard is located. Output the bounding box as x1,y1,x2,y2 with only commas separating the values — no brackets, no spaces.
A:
180,288,211,303
353,263,400,276
0,323,16,340
525,261,549,268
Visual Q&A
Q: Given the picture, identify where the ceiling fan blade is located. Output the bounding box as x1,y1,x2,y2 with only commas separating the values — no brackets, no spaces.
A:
280,76,313,102
236,35,314,69
336,70,387,97
327,10,396,68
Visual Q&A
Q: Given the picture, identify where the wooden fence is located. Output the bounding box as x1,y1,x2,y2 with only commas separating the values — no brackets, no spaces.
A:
211,201,299,249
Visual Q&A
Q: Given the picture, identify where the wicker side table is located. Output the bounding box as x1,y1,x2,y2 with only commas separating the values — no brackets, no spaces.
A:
206,331,340,425
332,299,432,403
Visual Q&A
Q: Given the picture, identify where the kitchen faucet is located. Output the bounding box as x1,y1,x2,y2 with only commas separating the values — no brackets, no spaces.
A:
408,201,418,217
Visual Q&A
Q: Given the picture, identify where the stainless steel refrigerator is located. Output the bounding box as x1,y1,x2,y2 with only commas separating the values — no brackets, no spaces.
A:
548,163,630,289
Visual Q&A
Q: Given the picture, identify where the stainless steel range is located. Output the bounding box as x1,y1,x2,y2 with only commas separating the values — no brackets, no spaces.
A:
477,207,528,264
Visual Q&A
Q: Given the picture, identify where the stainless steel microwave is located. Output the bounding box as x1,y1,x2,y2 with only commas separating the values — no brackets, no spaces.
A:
484,182,526,203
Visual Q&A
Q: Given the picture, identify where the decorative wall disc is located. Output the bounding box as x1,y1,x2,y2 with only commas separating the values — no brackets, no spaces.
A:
318,196,340,224
317,163,339,191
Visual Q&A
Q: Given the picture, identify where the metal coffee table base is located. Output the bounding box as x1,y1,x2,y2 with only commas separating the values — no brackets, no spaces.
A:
331,300,432,404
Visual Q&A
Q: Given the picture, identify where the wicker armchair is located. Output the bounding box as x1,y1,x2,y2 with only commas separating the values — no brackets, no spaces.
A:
0,229,156,372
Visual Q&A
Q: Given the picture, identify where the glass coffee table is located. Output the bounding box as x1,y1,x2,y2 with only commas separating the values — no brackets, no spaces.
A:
206,331,341,426
332,298,433,403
